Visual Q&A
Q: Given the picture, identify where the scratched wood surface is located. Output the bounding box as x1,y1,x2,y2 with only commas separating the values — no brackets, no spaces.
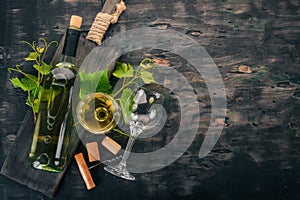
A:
0,0,299,199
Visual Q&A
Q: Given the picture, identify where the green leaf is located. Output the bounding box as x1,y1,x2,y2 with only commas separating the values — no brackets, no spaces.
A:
21,77,37,91
24,52,39,61
140,70,156,84
96,69,112,94
112,62,134,78
79,71,99,99
119,88,134,123
123,63,134,77
33,62,52,75
11,78,28,91
32,86,43,113
79,69,112,99
11,76,37,91
26,86,43,113
26,74,38,82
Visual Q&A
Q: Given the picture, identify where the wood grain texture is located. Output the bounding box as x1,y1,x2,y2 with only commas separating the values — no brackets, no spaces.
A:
0,0,299,199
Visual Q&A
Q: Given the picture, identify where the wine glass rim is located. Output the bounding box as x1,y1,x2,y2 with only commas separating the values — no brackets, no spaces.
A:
76,92,121,134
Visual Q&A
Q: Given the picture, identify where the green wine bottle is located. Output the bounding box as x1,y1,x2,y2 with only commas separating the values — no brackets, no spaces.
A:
29,15,82,172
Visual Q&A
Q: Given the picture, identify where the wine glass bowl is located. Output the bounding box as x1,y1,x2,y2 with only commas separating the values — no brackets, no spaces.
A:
76,92,121,134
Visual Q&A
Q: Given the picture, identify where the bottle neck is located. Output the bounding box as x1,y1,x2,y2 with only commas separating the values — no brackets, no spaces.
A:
61,27,80,59
59,55,76,65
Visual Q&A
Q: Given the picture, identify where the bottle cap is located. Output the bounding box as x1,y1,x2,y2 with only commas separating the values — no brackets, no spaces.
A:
70,15,82,29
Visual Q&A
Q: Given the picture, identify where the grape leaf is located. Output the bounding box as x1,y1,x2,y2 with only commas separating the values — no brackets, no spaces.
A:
21,77,37,91
26,74,38,82
11,78,27,91
33,62,52,75
120,88,134,123
112,62,134,78
11,77,37,91
141,70,156,84
26,86,43,113
24,52,39,61
79,69,112,99
96,69,112,94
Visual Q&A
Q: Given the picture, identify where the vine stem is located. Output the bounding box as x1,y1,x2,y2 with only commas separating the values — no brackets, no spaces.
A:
27,90,37,123
113,76,138,97
113,128,132,139
8,67,38,83
33,108,37,123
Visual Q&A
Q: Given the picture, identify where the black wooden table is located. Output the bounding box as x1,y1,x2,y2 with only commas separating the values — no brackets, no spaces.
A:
1,0,300,199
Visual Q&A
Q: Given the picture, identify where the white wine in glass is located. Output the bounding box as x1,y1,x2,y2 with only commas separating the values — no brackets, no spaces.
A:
76,92,121,134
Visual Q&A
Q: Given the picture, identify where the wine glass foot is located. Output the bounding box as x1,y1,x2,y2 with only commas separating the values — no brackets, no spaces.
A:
104,164,135,181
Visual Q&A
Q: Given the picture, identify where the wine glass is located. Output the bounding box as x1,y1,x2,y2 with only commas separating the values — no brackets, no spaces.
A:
104,89,167,181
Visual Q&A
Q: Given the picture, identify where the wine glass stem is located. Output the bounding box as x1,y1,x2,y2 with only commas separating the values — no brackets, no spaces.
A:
119,137,136,167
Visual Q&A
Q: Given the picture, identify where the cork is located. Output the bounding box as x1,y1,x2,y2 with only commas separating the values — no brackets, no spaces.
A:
101,136,121,155
70,15,83,29
86,142,100,162
74,153,96,190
